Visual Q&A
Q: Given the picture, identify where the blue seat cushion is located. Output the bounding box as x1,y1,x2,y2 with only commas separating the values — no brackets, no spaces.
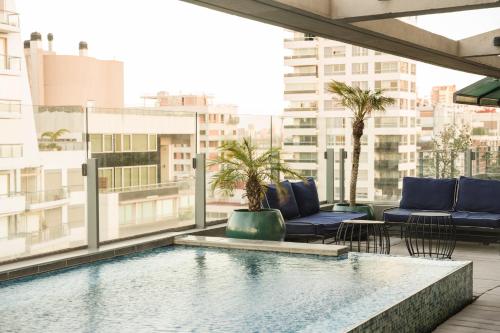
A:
263,181,300,220
455,177,500,214
291,178,320,217
383,208,416,223
286,211,367,236
399,177,457,211
451,211,500,229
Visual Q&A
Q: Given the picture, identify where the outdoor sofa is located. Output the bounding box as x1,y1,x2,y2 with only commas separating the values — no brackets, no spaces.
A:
262,178,367,243
384,176,500,244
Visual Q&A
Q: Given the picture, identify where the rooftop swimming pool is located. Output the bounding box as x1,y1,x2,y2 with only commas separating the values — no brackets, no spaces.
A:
0,243,471,332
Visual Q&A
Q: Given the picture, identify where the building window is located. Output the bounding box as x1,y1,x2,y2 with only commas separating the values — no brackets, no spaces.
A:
114,134,122,152
399,80,409,91
0,144,23,158
375,117,399,128
324,46,345,57
324,64,345,75
375,80,398,91
410,81,416,93
89,134,102,153
399,62,409,73
352,46,368,56
411,64,416,75
374,61,398,73
103,134,113,152
123,134,131,151
0,100,21,114
149,134,157,151
352,63,368,74
324,98,344,110
352,81,368,90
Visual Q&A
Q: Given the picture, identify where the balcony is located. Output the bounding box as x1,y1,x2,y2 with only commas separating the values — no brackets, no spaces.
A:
0,192,26,215
283,124,316,129
284,159,317,164
25,188,69,210
0,10,19,32
284,107,318,112
284,90,317,95
284,142,318,146
284,72,318,78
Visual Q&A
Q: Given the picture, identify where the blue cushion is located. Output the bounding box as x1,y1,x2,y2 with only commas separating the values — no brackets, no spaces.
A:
291,178,320,217
263,181,300,220
399,177,457,211
451,211,500,229
286,211,367,236
455,177,500,214
383,208,416,223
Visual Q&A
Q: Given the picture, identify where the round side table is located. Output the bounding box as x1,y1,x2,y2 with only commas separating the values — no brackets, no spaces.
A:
404,212,456,259
335,220,390,254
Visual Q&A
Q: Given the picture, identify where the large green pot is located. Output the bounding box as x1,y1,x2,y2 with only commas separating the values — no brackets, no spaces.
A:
333,203,375,220
226,209,286,241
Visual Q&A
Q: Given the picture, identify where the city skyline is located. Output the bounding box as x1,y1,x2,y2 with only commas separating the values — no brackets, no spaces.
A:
16,0,500,114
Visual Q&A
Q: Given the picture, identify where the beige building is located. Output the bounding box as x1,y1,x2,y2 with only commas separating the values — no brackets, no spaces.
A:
431,85,456,106
24,32,123,108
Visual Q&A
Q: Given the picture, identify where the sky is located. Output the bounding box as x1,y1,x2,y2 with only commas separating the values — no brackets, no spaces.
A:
15,0,500,114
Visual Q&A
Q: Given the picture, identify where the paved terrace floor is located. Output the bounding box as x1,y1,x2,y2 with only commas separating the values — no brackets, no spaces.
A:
387,238,500,332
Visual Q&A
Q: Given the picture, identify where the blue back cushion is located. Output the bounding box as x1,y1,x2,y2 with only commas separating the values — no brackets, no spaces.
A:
264,181,300,220
291,178,320,217
399,177,457,211
455,176,500,214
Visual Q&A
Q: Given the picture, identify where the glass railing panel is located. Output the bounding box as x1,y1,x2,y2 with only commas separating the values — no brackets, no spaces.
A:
89,107,196,242
202,113,272,223
0,105,88,263
472,146,500,180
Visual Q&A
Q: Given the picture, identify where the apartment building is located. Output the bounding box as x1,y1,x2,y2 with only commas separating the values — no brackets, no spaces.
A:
24,33,123,108
143,91,241,221
431,85,456,106
0,1,85,260
283,31,419,202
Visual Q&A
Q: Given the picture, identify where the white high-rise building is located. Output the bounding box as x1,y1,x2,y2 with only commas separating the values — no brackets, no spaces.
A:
283,31,419,202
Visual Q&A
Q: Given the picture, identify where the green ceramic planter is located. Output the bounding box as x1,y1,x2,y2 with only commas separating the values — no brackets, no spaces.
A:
226,209,286,241
333,203,375,220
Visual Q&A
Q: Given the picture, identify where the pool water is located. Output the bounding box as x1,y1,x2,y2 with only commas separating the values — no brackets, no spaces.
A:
0,246,465,333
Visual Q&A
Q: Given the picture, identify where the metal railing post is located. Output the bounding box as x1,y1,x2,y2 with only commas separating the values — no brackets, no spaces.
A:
339,148,346,203
418,151,424,177
194,153,206,229
86,158,99,250
325,149,334,204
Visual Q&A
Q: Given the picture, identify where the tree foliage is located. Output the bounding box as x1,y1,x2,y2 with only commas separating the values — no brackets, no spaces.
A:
327,81,395,206
209,138,303,212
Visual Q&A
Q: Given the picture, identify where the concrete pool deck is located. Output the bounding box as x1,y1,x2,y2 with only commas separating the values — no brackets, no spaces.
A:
174,235,348,256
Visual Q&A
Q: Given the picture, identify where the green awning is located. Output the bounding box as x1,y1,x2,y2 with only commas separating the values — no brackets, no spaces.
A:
454,77,500,107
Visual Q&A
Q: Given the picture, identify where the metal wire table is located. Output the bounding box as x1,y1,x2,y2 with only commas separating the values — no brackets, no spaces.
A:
404,212,456,259
335,220,390,254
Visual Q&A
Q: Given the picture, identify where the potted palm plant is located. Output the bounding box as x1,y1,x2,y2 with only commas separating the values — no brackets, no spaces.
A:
327,81,395,219
210,138,302,241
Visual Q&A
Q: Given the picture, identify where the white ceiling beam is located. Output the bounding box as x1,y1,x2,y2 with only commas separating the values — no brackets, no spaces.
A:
459,29,500,57
329,0,500,22
178,0,500,78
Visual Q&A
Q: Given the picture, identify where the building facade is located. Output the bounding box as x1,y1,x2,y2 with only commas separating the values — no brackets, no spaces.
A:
283,31,419,202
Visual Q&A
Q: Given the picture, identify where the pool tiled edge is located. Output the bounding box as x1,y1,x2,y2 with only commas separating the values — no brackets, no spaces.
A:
347,260,473,332
174,235,348,256
0,224,227,282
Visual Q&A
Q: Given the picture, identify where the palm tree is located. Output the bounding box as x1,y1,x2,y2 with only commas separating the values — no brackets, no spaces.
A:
210,138,303,212
39,129,69,151
328,81,395,207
